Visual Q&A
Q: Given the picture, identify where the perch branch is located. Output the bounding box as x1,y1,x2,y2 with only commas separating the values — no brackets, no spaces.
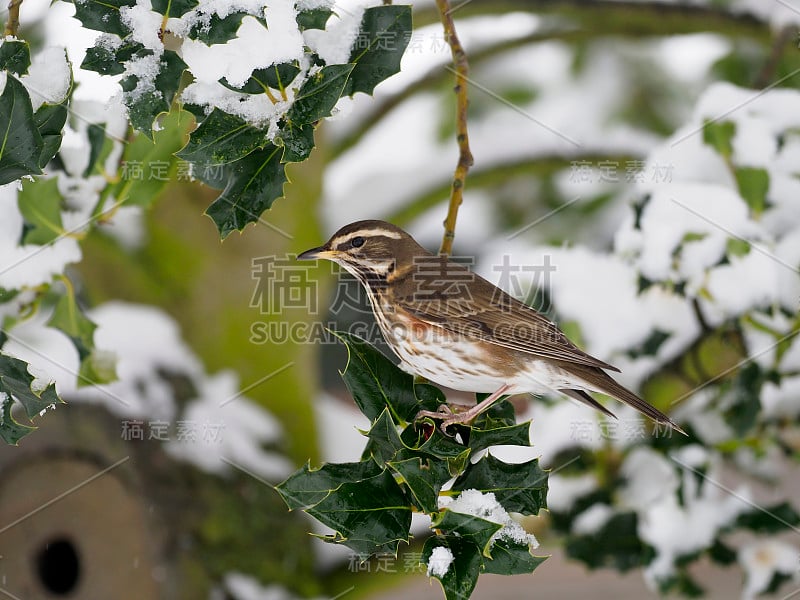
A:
4,0,22,37
435,0,473,256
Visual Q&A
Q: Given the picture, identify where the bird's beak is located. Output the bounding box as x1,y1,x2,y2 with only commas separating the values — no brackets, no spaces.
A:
297,245,332,261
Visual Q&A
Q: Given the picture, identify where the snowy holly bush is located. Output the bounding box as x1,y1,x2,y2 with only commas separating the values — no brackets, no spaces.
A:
277,333,547,599
0,0,410,444
74,0,411,236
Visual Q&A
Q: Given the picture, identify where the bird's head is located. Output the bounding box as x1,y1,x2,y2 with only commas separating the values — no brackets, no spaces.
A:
298,220,426,281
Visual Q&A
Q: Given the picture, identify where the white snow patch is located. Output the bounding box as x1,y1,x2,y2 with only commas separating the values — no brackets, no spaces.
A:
426,546,454,578
20,47,71,111
446,488,539,549
739,539,799,600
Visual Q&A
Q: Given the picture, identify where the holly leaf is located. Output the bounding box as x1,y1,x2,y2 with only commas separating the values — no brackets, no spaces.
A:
177,108,268,166
288,64,354,125
344,5,412,96
278,121,315,163
433,509,502,558
364,408,405,463
305,469,412,558
276,460,383,511
0,75,43,184
0,394,36,445
203,143,287,238
468,419,531,454
0,352,62,423
422,535,482,600
34,101,69,169
188,12,247,45
296,7,332,30
0,40,31,75
70,0,135,36
388,456,451,513
47,290,97,351
452,453,548,515
735,501,800,533
220,63,301,94
17,177,64,245
734,167,769,216
702,119,735,160
483,539,547,575
122,49,187,139
151,0,197,18
335,332,440,423
81,40,140,76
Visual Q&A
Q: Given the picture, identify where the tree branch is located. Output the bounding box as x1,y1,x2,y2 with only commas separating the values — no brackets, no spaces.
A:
4,0,23,37
436,0,473,256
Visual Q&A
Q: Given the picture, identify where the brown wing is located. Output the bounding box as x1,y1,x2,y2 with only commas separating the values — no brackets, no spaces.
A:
390,256,620,372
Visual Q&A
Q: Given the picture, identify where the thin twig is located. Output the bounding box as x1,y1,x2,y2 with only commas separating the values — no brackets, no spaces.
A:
4,0,23,37
753,24,797,89
435,0,473,256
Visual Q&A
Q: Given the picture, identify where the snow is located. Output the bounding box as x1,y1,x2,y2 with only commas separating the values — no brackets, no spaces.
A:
446,488,539,549
120,0,164,53
572,503,614,536
303,3,369,65
165,371,291,480
546,473,598,513
426,546,454,578
738,539,799,600
123,53,163,101
221,572,323,600
618,447,679,513
20,46,72,111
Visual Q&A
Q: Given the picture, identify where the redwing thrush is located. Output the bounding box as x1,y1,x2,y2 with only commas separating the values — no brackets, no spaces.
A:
299,220,683,434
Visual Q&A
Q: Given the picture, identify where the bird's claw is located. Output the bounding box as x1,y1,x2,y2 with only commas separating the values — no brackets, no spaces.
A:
415,405,471,435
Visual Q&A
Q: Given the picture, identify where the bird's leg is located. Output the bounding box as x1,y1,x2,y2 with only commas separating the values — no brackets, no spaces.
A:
416,384,513,432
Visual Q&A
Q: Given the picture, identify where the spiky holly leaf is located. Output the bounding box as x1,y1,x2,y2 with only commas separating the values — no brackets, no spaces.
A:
0,75,43,184
70,0,135,36
0,40,31,75
288,64,354,125
0,353,62,423
34,101,69,169
483,539,547,575
452,453,548,515
433,509,502,558
388,456,451,513
17,177,64,245
276,460,383,510
177,108,269,166
344,5,412,96
422,535,482,600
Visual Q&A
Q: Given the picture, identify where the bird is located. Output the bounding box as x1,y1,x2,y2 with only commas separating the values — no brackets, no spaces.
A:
298,219,684,434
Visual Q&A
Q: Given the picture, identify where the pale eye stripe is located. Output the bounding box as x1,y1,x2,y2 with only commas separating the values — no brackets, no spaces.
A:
334,229,402,247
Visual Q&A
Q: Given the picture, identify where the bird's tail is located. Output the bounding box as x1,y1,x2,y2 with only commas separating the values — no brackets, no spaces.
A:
565,366,687,436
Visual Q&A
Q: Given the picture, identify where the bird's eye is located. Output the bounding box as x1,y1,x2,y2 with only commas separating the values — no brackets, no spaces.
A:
351,236,365,248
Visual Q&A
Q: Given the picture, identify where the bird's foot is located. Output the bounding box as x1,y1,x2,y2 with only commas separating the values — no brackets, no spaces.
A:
415,404,480,434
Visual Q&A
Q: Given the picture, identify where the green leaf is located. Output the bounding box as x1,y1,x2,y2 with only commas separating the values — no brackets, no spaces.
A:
188,12,247,45
468,419,531,454
34,102,69,169
336,332,439,423
177,108,268,165
627,329,671,359
565,511,649,571
0,75,44,184
110,107,191,207
708,538,737,565
122,49,187,139
483,539,547,575
70,0,135,36
78,349,117,386
0,352,63,422
47,289,98,350
722,362,762,435
734,167,769,215
365,408,404,463
17,177,64,245
433,509,502,558
702,119,735,160
422,535,481,600
344,5,411,96
81,41,140,75
305,469,412,558
726,237,751,258
0,40,31,75
296,7,332,30
220,63,301,94
0,394,36,445
203,143,287,238
452,453,548,515
735,501,800,533
388,456,450,513
276,460,383,510
151,0,197,17
289,64,354,125
278,122,315,163
83,123,107,177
